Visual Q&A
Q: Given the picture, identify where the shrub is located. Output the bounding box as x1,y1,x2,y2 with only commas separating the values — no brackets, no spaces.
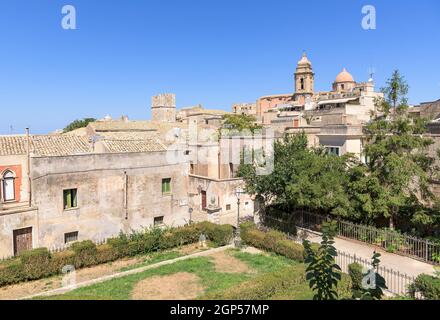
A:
240,221,256,234
337,274,353,299
242,229,266,248
263,230,285,251
200,265,307,300
275,240,305,262
71,240,98,268
0,260,24,287
241,225,311,262
409,274,440,300
50,250,76,274
95,244,118,264
348,262,364,291
195,222,234,246
159,225,199,249
0,221,234,288
107,237,129,258
20,248,52,280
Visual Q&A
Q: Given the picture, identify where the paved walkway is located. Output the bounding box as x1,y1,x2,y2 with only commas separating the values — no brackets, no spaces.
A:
301,229,436,277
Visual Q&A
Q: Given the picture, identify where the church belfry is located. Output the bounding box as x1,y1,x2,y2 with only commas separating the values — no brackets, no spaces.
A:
294,52,314,102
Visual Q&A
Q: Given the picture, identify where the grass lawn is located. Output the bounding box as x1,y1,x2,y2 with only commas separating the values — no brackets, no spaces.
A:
34,249,311,300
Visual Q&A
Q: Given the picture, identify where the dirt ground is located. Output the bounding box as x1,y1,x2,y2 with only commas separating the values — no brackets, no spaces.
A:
131,272,205,300
0,244,204,300
0,256,143,300
209,251,252,273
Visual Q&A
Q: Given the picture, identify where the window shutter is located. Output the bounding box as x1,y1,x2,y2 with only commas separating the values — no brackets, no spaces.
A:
64,190,71,209
72,189,77,208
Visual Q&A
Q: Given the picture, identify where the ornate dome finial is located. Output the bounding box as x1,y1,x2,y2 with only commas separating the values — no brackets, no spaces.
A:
298,52,311,66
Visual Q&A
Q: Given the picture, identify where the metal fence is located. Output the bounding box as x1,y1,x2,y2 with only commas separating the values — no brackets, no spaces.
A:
336,249,416,297
261,216,418,297
262,211,440,265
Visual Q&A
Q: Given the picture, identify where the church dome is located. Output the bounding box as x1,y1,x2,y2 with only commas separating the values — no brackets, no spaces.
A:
335,68,355,83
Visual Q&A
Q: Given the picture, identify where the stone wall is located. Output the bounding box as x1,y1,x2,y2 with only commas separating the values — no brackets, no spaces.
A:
27,151,189,251
151,93,176,123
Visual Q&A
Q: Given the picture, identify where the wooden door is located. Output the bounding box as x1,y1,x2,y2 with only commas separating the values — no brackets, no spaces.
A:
201,191,207,210
13,227,32,256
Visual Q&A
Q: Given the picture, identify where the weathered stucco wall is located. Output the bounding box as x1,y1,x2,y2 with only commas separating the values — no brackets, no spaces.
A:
30,151,189,249
189,175,254,225
0,208,37,258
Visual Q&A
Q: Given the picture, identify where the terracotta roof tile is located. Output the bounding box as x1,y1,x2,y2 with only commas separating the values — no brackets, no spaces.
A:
0,135,91,156
101,139,167,153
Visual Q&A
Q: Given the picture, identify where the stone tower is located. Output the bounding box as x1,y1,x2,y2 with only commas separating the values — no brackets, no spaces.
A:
294,53,314,104
151,93,176,123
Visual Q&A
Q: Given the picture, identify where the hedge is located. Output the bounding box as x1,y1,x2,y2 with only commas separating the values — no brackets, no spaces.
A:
240,223,316,262
0,221,233,288
348,262,364,291
200,265,307,300
408,274,440,300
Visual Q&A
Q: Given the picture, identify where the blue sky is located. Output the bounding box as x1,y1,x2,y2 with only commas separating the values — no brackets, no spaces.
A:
0,0,439,134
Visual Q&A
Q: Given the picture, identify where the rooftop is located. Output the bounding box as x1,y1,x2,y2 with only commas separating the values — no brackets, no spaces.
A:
0,135,91,156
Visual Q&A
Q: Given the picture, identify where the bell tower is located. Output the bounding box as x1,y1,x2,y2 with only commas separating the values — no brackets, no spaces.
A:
294,52,314,103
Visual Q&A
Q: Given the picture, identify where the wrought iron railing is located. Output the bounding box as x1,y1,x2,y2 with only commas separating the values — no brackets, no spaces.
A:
261,211,440,265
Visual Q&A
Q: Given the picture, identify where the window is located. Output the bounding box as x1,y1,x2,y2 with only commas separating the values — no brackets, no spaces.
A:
190,163,195,174
2,170,15,202
326,147,340,156
64,231,78,244
229,162,234,178
300,78,305,90
201,190,207,210
162,178,171,195
63,189,78,210
154,216,164,226
226,204,231,211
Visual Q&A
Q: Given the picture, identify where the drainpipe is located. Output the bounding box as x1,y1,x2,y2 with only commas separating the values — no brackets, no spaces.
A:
26,128,31,207
218,151,221,179
124,171,128,220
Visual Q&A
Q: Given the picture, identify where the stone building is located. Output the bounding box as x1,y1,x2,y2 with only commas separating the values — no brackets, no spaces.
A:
255,53,383,160
0,134,190,258
151,93,177,123
232,103,257,116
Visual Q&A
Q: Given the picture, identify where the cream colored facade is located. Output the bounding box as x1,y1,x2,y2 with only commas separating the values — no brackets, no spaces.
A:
0,97,254,258
255,53,383,160
0,53,395,258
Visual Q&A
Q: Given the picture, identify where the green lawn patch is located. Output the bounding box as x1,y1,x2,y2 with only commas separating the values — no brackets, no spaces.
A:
34,250,294,300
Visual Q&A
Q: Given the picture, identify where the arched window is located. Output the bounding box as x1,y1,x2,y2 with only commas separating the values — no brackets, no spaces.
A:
2,170,15,202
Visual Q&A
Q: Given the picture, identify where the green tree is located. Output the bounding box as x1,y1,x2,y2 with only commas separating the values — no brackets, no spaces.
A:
237,132,353,217
63,118,96,133
221,114,262,133
362,70,435,229
303,221,341,300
